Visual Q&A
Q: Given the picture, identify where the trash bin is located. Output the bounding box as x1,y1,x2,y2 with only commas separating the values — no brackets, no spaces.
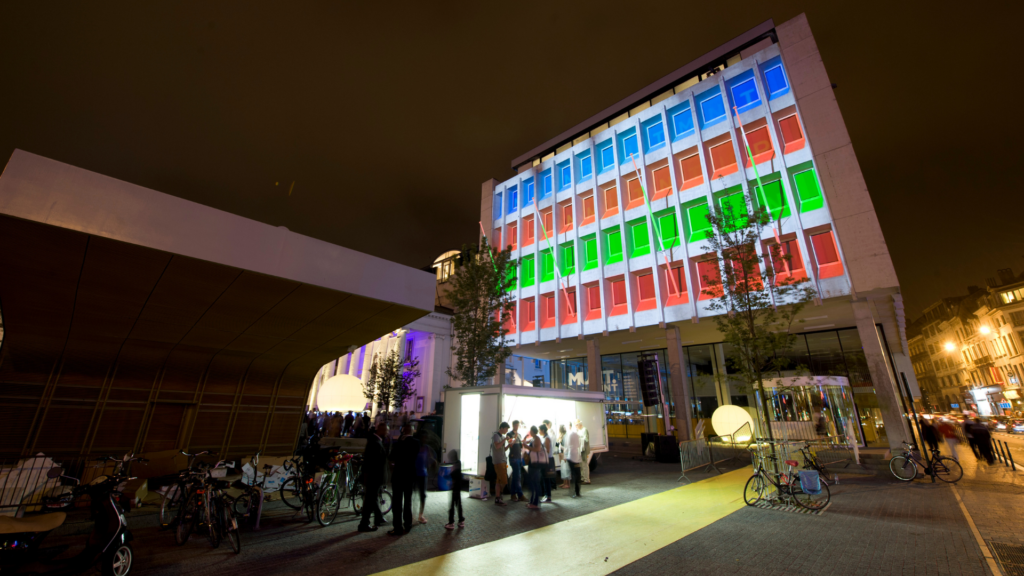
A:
437,464,454,491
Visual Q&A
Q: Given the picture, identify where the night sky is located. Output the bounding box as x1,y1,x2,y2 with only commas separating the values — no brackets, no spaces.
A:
1,2,1020,319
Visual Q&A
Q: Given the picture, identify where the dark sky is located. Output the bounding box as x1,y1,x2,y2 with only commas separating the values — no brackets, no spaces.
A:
1,2,1021,319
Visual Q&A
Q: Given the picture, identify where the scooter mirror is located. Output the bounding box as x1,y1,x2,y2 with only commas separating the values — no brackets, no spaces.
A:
46,467,63,479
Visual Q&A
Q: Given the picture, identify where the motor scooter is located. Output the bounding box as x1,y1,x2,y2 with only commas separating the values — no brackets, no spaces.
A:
0,454,146,575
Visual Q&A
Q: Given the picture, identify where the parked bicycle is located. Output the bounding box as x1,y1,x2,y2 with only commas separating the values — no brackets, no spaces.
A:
316,452,355,526
159,450,211,530
797,442,834,485
234,451,273,529
889,441,963,483
279,456,318,523
744,446,830,511
344,453,393,517
175,460,241,553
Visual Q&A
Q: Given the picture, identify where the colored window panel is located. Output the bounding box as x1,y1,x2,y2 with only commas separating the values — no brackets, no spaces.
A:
605,228,623,264
665,265,688,304
811,231,844,278
507,186,518,215
522,217,534,247
561,203,573,233
671,106,694,139
651,166,672,200
629,220,650,258
508,222,519,250
523,178,535,207
561,243,576,275
626,178,645,209
505,302,516,333
622,134,639,162
636,272,656,311
679,153,703,188
521,298,536,331
564,287,578,323
728,250,762,293
646,121,666,151
559,162,571,191
492,228,501,249
599,145,614,172
579,153,593,181
709,141,738,179
742,126,774,166
778,114,805,154
506,262,517,292
764,64,789,97
658,212,679,248
541,209,553,238
541,170,553,198
541,294,556,328
586,284,602,320
611,279,627,306
540,250,555,283
700,94,726,126
754,180,789,221
697,259,722,300
581,195,596,225
603,186,619,218
793,169,823,212
521,255,536,287
583,236,599,270
730,78,760,112
718,192,747,231
493,192,503,221
686,203,712,243
769,239,806,284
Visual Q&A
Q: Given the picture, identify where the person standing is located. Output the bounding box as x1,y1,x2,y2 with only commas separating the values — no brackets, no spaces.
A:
558,425,571,489
444,449,465,530
971,418,996,464
962,418,979,458
387,424,419,536
414,436,432,524
343,411,355,437
491,422,511,506
507,421,525,503
357,423,389,532
566,423,582,498
919,418,939,453
936,418,960,461
526,426,547,509
539,424,554,503
576,420,592,484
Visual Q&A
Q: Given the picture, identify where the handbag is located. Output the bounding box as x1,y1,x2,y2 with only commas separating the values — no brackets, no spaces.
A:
524,451,531,465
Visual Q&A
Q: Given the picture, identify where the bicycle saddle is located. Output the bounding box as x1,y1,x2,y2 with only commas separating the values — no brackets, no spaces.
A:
0,512,67,535
785,460,799,467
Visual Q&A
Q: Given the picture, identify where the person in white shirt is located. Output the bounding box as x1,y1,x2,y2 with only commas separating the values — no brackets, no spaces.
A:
576,420,591,484
566,425,582,498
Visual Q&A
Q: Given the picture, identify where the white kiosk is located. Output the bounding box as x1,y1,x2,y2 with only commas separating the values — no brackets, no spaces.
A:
443,385,608,477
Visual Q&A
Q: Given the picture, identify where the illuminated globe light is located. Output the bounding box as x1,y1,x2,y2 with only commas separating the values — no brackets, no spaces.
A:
980,325,991,335
315,374,367,412
944,342,955,352
711,405,755,442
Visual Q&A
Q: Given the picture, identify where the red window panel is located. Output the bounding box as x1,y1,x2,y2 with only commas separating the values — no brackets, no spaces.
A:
563,288,578,324
679,153,704,190
651,166,672,200
585,285,602,320
492,228,501,249
609,278,627,316
504,302,517,334
636,272,656,312
778,114,805,154
742,126,775,166
521,298,536,331
769,239,807,285
810,231,844,278
697,259,722,300
561,203,573,233
541,293,556,328
728,249,763,293
523,216,534,247
708,141,738,179
625,178,645,210
507,223,518,250
581,195,596,226
664,265,688,305
603,186,619,218
541,209,553,239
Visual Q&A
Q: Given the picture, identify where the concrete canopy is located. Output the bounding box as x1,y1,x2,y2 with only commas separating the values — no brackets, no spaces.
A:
0,150,435,458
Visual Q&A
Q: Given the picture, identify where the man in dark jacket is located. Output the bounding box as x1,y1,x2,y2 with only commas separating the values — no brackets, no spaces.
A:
388,424,421,535
357,422,389,532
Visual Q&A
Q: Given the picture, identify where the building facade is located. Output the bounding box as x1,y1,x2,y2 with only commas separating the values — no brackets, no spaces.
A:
478,15,914,449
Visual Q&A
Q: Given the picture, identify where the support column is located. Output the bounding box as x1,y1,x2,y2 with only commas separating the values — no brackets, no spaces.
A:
666,326,692,441
853,299,911,450
587,338,601,393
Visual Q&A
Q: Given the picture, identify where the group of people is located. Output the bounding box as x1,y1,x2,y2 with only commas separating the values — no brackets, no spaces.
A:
304,410,424,440
489,419,591,509
918,416,996,464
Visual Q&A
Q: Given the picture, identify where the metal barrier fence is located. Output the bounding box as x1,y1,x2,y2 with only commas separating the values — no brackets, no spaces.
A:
0,455,117,517
678,422,753,483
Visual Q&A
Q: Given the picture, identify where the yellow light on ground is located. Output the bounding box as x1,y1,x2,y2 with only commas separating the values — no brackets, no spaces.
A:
944,342,956,351
980,325,991,335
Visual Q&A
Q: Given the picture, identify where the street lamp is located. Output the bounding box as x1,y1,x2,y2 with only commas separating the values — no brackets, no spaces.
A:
944,342,955,352
980,325,991,335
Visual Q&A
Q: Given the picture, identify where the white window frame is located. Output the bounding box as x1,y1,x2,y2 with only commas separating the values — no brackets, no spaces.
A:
579,153,593,179
542,172,553,196
622,134,639,162
600,145,614,170
671,108,693,138
700,94,726,125
646,121,665,148
559,164,571,190
763,63,788,96
729,78,759,111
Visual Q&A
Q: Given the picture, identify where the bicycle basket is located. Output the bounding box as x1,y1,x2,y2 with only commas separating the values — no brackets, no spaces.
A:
798,470,821,495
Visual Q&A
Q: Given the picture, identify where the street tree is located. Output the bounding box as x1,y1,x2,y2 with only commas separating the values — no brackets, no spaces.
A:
363,349,421,415
445,240,515,386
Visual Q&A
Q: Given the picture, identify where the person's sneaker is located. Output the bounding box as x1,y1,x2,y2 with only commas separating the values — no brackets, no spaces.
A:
445,523,455,530
357,525,378,532
541,497,551,503
494,498,507,507
458,520,465,527
570,494,579,499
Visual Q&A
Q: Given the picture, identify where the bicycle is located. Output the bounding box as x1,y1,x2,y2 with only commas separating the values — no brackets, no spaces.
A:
316,452,355,526
280,456,318,522
234,451,273,529
889,441,963,483
344,454,393,517
208,471,242,554
797,442,834,485
160,450,210,530
744,446,830,511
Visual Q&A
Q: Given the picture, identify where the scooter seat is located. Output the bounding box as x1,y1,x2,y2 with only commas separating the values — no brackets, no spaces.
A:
0,512,67,535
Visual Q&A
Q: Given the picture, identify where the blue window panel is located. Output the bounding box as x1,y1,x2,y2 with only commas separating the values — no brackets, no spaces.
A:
578,151,593,181
493,192,503,221
598,142,614,172
558,161,572,191
696,86,726,129
540,169,553,199
761,57,790,99
727,71,760,114
522,177,535,208
618,128,639,165
667,103,694,141
507,185,518,215
642,117,666,153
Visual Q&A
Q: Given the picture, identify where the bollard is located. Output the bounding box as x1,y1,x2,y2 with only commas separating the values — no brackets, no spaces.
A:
996,441,1007,466
997,440,1010,468
1006,442,1018,472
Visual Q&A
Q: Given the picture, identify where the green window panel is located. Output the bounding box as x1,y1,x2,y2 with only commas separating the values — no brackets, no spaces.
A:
628,219,650,258
655,209,680,249
604,228,623,264
754,179,790,221
521,255,536,287
540,249,555,282
560,242,576,275
793,168,823,213
506,261,518,292
717,192,748,231
685,203,712,243
582,235,598,270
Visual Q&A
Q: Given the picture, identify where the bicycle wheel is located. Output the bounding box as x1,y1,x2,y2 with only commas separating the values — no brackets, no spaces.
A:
279,476,303,509
175,492,198,546
377,488,392,516
233,491,252,519
159,484,183,529
889,456,917,481
317,484,342,526
743,474,767,506
220,502,241,554
790,475,830,510
932,456,964,483
205,501,220,549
